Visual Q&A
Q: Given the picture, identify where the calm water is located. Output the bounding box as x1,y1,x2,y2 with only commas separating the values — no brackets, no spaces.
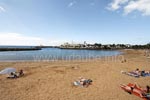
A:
0,47,121,62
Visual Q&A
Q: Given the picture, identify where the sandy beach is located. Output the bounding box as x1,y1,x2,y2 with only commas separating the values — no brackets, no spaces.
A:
0,49,150,100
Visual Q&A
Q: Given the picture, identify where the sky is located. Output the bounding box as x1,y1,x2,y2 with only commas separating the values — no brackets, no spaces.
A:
0,0,150,46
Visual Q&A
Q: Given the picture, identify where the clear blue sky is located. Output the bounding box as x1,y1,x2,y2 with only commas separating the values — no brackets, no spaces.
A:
0,0,150,46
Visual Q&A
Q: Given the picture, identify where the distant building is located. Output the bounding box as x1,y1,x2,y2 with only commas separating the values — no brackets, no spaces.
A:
126,44,131,48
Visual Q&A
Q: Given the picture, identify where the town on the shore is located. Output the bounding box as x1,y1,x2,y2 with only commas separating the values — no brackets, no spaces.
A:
59,41,150,50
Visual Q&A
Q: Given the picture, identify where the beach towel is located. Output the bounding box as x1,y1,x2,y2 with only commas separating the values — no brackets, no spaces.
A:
73,81,84,87
73,81,80,86
121,71,140,78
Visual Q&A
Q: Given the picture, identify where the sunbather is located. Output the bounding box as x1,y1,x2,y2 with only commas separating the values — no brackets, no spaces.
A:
145,70,150,74
83,79,93,87
79,77,86,85
73,77,93,87
73,77,86,86
7,72,18,79
146,86,150,93
121,83,150,99
133,68,141,75
121,70,140,77
18,69,24,77
7,70,24,79
132,84,150,94
121,68,145,77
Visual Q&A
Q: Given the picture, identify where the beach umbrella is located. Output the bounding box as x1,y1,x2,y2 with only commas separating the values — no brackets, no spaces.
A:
0,68,16,74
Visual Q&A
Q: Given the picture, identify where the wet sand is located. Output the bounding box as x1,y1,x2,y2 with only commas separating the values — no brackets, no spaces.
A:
0,49,150,100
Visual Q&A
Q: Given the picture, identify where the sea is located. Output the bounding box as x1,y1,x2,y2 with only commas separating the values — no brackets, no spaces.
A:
0,46,121,62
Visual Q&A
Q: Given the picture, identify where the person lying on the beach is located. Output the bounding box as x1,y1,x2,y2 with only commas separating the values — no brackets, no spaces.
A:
132,68,150,76
73,77,86,87
121,68,150,77
140,70,150,77
18,69,24,77
133,68,140,74
137,84,150,94
73,77,93,87
145,70,150,74
121,70,140,77
120,83,150,99
7,72,18,79
82,79,93,87
7,70,24,79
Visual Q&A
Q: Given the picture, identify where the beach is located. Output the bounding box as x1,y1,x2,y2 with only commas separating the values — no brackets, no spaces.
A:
0,49,150,100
